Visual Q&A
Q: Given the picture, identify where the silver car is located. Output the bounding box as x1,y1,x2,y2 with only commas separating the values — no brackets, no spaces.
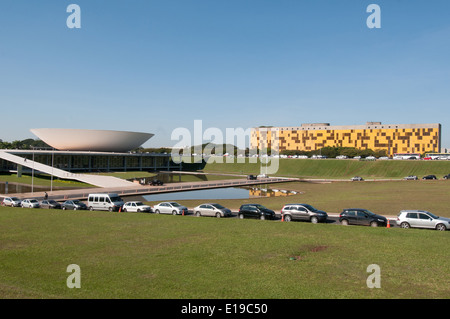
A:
21,199,40,208
153,202,188,215
281,203,328,223
396,210,450,231
193,203,232,218
2,197,22,207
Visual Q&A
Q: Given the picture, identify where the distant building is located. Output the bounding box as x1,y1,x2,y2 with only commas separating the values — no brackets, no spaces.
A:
251,122,441,157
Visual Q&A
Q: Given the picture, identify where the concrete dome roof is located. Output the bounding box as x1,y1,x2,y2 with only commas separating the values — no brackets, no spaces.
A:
30,128,154,152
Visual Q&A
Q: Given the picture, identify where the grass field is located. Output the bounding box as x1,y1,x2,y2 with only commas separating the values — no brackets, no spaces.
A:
203,158,450,179
0,207,449,299
1,161,449,299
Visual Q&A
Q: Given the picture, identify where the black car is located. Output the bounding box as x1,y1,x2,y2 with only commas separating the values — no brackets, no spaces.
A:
339,208,388,227
247,175,257,180
444,174,450,180
150,179,164,186
238,204,275,220
40,200,62,209
62,200,87,210
422,175,437,180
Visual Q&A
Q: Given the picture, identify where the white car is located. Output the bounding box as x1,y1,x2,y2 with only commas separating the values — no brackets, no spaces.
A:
2,197,22,207
123,201,151,213
21,199,40,208
397,210,450,231
153,202,188,215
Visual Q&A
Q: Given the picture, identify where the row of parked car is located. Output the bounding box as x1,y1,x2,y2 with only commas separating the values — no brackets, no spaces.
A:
3,195,449,231
403,174,450,180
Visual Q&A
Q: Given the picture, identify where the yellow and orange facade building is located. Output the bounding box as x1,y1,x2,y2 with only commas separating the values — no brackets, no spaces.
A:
250,122,441,157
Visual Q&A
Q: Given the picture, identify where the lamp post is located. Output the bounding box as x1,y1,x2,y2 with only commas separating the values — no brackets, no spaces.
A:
50,149,54,192
31,147,35,193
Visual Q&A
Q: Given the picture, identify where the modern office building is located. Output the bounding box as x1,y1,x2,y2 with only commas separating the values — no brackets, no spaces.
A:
251,122,441,156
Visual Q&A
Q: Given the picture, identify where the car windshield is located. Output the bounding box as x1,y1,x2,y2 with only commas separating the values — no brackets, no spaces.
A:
73,200,82,204
136,202,145,206
302,204,317,212
30,199,38,203
364,210,376,216
426,212,439,219
212,204,225,209
49,200,58,204
110,196,122,202
11,197,20,201
170,202,182,207
253,204,266,209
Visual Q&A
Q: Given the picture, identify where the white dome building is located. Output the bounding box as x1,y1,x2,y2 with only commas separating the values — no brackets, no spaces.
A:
30,128,154,152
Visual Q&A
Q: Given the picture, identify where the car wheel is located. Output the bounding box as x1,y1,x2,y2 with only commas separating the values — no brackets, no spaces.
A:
401,222,410,229
62,206,66,210
137,209,140,213
74,207,78,211
284,214,292,222
311,216,319,224
89,207,94,211
238,214,244,219
215,212,221,218
123,208,128,212
341,219,349,226
195,211,201,217
370,221,379,227
436,224,446,231
172,210,177,215
260,215,265,220
155,209,160,214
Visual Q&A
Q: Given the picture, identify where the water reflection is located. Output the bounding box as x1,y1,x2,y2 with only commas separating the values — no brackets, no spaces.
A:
135,186,298,202
0,182,49,194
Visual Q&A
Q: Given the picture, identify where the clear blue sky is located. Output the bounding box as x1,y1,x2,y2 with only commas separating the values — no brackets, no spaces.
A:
1,0,449,149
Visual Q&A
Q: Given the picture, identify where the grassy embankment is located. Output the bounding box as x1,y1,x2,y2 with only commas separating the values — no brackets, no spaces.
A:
202,158,450,179
0,207,449,299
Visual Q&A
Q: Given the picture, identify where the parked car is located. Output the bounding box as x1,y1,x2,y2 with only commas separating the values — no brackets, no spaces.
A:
2,197,22,207
21,199,40,208
150,179,163,186
40,200,62,209
403,175,418,180
122,201,152,213
351,176,364,181
62,200,87,210
238,204,275,220
193,203,232,218
281,203,328,223
396,210,450,231
339,208,388,227
443,174,450,179
153,202,188,215
247,175,257,180
422,175,437,180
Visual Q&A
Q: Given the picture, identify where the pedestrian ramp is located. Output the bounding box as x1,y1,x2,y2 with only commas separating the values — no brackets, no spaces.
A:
0,150,137,188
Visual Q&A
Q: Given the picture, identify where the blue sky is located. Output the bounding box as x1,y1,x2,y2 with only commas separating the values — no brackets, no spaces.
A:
1,0,449,148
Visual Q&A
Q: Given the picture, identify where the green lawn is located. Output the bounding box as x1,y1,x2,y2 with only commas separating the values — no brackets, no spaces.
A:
0,207,448,299
203,158,450,179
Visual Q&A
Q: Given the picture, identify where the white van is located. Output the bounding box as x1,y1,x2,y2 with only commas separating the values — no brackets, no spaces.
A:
88,193,124,212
